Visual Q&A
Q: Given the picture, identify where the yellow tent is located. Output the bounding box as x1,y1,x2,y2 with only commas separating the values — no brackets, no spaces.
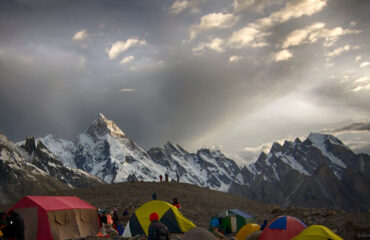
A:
123,200,195,237
292,225,343,240
235,223,260,240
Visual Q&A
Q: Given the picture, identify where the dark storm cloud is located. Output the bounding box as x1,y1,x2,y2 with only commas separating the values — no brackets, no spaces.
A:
325,122,370,133
0,0,369,154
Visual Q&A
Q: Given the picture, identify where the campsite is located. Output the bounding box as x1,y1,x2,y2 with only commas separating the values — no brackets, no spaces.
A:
1,181,369,239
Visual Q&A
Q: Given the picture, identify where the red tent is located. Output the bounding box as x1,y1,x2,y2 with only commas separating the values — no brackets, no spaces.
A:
259,216,306,240
9,196,99,240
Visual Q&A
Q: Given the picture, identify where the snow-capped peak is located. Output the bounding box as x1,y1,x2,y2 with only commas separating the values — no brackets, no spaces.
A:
307,132,347,170
86,113,126,139
308,132,344,147
164,141,180,153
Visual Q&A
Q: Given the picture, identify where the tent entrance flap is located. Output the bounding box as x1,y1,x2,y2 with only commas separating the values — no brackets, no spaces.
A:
161,209,182,233
14,207,38,240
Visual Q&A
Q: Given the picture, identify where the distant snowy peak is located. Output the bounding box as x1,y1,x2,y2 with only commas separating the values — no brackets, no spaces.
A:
39,134,76,168
163,141,188,156
242,132,357,185
308,132,348,149
86,113,126,139
307,132,348,169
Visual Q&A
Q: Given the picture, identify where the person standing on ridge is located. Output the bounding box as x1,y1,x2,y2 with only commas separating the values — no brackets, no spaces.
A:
148,212,170,240
159,175,163,182
152,192,157,200
165,173,169,182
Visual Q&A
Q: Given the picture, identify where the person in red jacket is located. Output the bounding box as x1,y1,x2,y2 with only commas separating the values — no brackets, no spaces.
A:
172,197,181,209
148,212,170,240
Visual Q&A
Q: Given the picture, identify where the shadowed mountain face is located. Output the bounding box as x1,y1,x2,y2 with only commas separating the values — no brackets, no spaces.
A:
229,134,370,212
14,114,370,212
0,134,67,204
0,133,104,204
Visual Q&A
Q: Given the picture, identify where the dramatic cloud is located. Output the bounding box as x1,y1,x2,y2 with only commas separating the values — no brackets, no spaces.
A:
170,0,190,14
352,76,370,92
228,0,328,49
282,22,360,49
325,45,359,61
272,49,293,62
326,45,350,57
0,0,369,157
354,76,368,84
282,22,324,48
72,29,88,41
169,0,206,14
107,38,146,60
323,122,370,155
189,13,239,40
120,56,134,64
352,84,370,92
325,122,370,133
192,38,225,53
229,55,243,63
227,26,271,48
233,0,283,13
262,0,327,27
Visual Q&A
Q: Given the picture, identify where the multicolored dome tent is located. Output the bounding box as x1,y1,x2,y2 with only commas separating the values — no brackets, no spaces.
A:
259,216,306,240
9,195,99,240
123,200,195,237
292,225,343,240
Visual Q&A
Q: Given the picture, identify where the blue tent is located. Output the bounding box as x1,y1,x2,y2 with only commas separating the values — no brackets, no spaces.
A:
210,217,221,227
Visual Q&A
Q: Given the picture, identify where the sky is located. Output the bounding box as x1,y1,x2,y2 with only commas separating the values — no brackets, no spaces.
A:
0,0,369,161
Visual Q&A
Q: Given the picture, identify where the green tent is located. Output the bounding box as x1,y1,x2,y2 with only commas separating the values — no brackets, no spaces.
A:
209,209,255,234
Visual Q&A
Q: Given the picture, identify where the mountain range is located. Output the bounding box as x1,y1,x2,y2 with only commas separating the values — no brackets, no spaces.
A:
2,113,369,211
230,133,370,211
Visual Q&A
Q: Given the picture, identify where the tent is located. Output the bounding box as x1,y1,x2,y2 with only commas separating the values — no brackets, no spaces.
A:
181,227,217,240
210,209,254,234
9,195,99,240
292,225,343,240
235,223,260,240
228,209,255,232
259,216,306,240
123,200,195,237
246,230,262,240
